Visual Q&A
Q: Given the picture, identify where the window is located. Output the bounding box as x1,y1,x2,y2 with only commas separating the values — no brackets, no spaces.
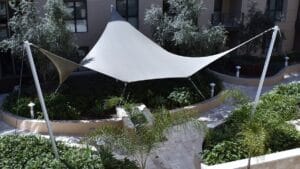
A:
214,0,223,12
0,1,8,41
116,0,138,28
64,0,87,33
267,0,284,21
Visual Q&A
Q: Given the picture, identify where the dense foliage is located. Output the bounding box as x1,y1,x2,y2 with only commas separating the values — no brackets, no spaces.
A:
0,0,77,81
2,92,80,120
144,0,227,56
2,71,222,120
202,82,300,165
238,0,275,56
0,135,138,169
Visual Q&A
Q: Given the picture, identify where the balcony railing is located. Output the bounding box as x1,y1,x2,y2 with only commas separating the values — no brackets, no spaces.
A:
211,12,244,28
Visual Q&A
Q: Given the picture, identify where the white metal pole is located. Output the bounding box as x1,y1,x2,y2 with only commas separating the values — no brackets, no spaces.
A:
252,26,280,116
24,41,59,159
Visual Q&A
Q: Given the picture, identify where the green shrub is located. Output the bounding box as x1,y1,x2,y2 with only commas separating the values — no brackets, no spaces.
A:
0,135,103,169
33,93,80,120
99,147,139,169
167,87,193,106
268,123,300,152
103,96,123,110
201,140,248,165
11,97,32,118
202,82,300,165
273,82,300,97
0,135,139,169
3,93,80,120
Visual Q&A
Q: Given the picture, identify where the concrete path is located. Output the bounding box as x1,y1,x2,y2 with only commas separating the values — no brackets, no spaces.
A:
1,72,300,169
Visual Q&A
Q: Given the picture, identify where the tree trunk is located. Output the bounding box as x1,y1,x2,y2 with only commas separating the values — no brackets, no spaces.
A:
11,55,16,76
247,156,251,169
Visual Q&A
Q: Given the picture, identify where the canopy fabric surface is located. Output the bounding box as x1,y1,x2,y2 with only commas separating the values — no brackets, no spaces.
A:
36,46,80,84
34,10,275,84
81,10,274,83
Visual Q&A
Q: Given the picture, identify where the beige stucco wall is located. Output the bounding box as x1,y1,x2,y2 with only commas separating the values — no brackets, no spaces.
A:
74,0,163,48
198,0,215,27
36,0,298,52
277,0,299,52
36,0,163,49
241,0,299,52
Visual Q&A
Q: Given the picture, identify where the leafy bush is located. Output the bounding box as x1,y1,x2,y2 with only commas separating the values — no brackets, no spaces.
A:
103,96,123,110
202,82,300,165
201,141,248,165
35,93,80,120
2,93,80,120
268,123,300,152
0,135,139,169
99,146,139,169
168,87,193,106
0,135,103,169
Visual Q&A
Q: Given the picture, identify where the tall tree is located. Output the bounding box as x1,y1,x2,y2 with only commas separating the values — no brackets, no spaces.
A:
40,0,77,60
144,0,227,56
0,0,78,81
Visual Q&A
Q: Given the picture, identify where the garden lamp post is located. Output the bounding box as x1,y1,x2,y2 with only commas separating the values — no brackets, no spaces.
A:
28,102,35,119
285,56,289,67
236,65,241,78
210,83,216,98
24,41,59,159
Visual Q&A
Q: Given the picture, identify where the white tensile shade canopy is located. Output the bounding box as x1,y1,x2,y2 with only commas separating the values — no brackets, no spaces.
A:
80,10,273,83
36,10,274,84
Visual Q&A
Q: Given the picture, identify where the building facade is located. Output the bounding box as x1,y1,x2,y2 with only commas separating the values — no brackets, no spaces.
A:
55,0,298,54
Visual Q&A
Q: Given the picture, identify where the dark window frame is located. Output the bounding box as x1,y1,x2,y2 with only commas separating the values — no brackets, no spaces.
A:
64,0,88,33
116,0,139,28
267,0,284,21
0,0,9,40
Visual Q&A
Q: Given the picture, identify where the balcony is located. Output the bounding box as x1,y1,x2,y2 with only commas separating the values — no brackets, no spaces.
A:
211,12,244,30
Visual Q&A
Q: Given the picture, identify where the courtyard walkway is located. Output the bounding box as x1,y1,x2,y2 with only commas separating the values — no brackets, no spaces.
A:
0,72,300,169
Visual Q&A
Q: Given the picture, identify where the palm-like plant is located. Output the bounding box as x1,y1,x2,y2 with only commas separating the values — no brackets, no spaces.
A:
240,120,268,169
87,108,203,169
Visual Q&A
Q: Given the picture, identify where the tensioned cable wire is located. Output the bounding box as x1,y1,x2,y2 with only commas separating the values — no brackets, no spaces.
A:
188,77,206,100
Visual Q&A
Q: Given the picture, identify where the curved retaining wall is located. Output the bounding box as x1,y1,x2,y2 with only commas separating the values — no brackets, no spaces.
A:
0,111,122,136
170,92,225,113
208,64,300,86
0,92,226,136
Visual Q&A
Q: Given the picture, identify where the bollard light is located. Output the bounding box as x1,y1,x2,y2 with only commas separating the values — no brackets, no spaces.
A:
284,56,289,67
210,83,216,98
28,102,35,119
236,65,241,78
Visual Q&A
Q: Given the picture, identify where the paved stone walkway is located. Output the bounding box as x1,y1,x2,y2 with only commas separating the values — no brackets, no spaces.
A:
1,72,300,169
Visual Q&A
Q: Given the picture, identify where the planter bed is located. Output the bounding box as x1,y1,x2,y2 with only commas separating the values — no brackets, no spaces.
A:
200,82,300,168
0,92,227,136
197,148,300,169
0,111,122,136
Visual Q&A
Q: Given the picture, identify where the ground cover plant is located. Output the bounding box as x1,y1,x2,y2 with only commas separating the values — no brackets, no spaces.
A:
201,82,300,165
0,135,138,169
2,70,222,120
